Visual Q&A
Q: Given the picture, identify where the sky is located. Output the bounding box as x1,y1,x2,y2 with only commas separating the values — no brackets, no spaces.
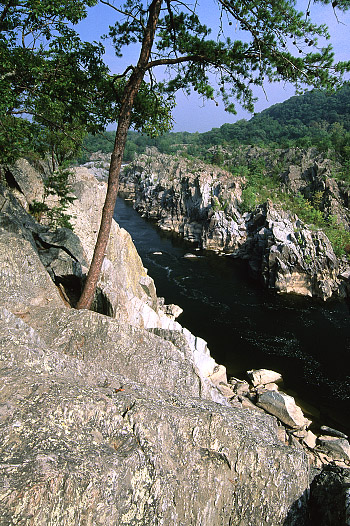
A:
77,0,350,133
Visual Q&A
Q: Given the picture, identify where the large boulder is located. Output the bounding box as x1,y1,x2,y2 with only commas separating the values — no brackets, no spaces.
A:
238,200,346,300
0,306,311,526
0,162,231,400
257,389,310,429
247,368,283,387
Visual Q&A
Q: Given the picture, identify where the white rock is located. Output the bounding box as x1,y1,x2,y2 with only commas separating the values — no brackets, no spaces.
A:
247,369,283,387
264,382,279,391
163,303,183,320
320,425,348,439
217,383,235,398
208,365,228,386
234,381,250,396
303,430,317,449
257,390,309,429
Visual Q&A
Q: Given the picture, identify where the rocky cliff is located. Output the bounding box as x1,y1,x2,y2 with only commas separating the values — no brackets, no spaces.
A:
119,148,350,301
0,160,349,525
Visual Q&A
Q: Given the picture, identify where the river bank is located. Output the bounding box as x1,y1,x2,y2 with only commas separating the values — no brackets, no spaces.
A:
114,197,350,436
119,147,350,302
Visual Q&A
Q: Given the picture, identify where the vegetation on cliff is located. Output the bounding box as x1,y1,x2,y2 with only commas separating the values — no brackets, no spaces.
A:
82,85,350,258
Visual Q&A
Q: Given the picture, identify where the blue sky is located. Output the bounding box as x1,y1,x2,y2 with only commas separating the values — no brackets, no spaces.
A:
77,1,350,133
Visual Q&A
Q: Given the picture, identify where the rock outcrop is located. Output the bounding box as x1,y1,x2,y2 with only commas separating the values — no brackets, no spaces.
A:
0,303,311,525
119,148,247,252
0,160,318,525
119,148,350,300
237,200,347,300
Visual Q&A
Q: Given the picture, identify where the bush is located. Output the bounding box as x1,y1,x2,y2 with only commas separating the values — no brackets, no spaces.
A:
29,168,76,230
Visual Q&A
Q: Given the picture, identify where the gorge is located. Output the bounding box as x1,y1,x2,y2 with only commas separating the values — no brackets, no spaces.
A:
118,147,350,301
114,197,350,436
1,157,350,524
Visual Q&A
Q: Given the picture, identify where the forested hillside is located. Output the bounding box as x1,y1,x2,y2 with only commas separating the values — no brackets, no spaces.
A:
79,85,350,259
79,83,350,163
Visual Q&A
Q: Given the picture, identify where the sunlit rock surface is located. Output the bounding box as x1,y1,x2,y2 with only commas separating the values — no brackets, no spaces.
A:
0,163,314,525
119,149,350,300
2,159,350,524
238,200,346,300
119,148,246,252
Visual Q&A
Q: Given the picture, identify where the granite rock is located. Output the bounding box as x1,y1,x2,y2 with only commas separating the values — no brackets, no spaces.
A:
0,305,311,525
239,200,346,300
317,435,350,462
257,389,310,429
119,149,350,301
0,160,315,525
247,368,283,387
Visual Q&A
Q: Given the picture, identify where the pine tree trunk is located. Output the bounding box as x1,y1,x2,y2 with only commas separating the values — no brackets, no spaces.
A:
76,0,163,310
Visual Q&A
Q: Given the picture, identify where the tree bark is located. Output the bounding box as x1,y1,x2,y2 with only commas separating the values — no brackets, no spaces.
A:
76,0,163,310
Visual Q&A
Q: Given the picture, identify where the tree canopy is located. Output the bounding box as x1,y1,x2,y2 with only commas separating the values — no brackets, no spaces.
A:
0,0,109,162
1,0,350,308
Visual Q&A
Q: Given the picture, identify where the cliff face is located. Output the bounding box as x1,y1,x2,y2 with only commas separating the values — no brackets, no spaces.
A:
0,160,315,525
239,200,347,299
119,148,247,252
119,148,350,300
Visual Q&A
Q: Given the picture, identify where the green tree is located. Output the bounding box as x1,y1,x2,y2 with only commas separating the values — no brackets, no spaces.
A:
2,0,350,310
0,0,114,163
30,167,77,229
74,0,350,309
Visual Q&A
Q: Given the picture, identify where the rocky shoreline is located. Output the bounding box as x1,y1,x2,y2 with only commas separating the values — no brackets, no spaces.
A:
116,147,350,302
0,159,349,524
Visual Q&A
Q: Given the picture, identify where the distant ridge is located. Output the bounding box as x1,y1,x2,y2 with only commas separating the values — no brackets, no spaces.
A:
80,82,350,162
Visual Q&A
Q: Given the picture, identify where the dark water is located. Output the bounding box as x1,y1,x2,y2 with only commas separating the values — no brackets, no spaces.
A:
114,198,350,433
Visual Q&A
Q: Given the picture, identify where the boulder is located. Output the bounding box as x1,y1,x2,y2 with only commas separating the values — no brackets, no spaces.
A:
216,382,235,398
317,435,350,462
1,162,232,402
233,380,250,397
2,158,46,207
320,425,348,439
303,430,317,449
159,302,183,320
24,305,202,398
247,368,283,387
257,390,310,429
264,382,280,392
208,364,228,386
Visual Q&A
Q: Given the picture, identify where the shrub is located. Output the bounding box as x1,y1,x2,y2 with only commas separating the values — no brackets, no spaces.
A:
29,168,76,230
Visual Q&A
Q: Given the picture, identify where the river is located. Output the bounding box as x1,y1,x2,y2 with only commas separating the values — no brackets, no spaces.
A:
114,197,350,433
